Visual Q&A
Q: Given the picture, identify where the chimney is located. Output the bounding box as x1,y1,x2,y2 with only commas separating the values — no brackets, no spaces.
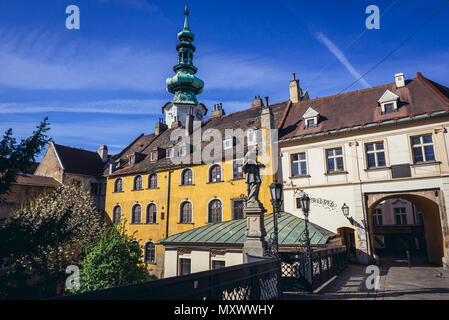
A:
171,116,181,128
155,118,168,135
185,108,194,135
210,103,226,118
289,73,303,103
98,145,108,162
395,73,405,88
264,96,269,107
250,96,264,108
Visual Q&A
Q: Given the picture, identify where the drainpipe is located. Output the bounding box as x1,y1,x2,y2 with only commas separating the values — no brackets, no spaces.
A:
165,168,172,239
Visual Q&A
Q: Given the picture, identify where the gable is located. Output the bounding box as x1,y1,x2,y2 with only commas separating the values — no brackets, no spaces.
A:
302,107,319,119
378,89,399,103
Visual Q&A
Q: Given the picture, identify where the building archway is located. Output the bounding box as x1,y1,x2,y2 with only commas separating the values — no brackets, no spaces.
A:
366,190,447,265
337,227,357,262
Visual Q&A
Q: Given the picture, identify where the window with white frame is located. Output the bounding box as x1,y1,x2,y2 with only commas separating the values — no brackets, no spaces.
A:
372,209,383,226
411,134,435,163
223,135,233,150
150,151,157,161
148,173,158,189
326,148,344,173
378,89,399,114
233,159,243,179
167,148,174,159
144,242,155,264
209,165,222,183
180,201,192,224
291,153,307,176
133,175,143,190
179,258,191,275
365,142,386,169
146,203,157,224
306,118,316,128
131,204,142,224
247,128,258,146
208,199,222,223
113,205,121,224
394,207,407,225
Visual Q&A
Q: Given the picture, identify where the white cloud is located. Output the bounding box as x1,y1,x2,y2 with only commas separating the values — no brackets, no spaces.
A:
314,32,370,88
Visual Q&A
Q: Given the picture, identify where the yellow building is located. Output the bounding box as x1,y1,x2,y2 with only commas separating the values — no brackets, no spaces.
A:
105,100,291,277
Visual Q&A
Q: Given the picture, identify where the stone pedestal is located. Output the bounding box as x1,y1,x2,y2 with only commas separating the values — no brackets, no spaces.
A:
242,201,267,263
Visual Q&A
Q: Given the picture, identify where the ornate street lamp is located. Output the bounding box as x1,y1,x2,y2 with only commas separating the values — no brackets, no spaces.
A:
298,192,312,287
298,193,311,253
268,180,283,257
341,203,349,218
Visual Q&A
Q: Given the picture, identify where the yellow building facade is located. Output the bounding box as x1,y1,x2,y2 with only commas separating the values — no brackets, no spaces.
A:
105,102,288,278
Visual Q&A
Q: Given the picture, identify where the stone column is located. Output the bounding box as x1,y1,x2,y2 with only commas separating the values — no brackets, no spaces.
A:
242,202,267,263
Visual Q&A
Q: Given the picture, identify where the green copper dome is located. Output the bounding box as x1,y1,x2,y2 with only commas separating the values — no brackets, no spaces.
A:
166,5,204,105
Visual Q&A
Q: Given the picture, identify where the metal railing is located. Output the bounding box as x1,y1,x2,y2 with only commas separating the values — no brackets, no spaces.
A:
280,247,347,292
55,258,281,300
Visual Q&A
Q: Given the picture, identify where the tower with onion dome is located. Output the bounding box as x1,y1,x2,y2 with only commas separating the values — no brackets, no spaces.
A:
163,5,207,128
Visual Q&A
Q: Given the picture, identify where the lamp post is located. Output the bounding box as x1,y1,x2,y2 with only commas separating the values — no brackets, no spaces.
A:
341,203,349,218
298,193,311,254
298,192,312,287
268,180,283,258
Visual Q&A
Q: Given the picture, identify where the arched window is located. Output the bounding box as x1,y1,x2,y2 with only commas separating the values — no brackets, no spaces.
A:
181,169,193,185
113,205,121,224
148,173,158,189
208,199,222,223
146,203,157,224
114,178,123,192
144,242,155,264
180,201,192,224
209,165,222,183
131,204,142,224
133,175,143,190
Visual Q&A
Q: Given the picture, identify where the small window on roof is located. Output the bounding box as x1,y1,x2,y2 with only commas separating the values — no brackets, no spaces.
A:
150,151,157,162
378,89,399,114
224,135,233,150
167,148,174,159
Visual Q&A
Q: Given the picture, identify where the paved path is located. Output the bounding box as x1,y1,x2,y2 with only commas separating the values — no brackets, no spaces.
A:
283,260,449,300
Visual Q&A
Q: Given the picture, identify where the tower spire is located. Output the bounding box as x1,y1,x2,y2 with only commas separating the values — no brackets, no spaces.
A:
183,5,190,31
166,5,204,105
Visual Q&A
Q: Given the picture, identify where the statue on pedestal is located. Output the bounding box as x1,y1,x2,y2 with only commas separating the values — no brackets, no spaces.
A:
242,147,265,208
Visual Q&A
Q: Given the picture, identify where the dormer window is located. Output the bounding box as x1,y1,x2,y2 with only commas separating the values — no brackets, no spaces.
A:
129,155,136,166
167,148,174,159
223,135,234,150
247,128,258,146
179,143,187,157
378,89,399,114
150,151,157,162
302,107,319,129
306,118,316,128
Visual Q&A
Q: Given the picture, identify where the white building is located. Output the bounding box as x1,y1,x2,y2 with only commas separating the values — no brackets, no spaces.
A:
278,72,449,267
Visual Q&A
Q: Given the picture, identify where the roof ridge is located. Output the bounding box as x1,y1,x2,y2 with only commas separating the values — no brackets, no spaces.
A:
53,143,99,155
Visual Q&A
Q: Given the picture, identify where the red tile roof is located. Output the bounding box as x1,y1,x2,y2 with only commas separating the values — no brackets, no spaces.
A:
109,101,289,176
14,174,60,187
278,73,449,141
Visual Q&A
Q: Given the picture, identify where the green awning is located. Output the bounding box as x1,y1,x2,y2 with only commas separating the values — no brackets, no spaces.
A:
160,212,339,247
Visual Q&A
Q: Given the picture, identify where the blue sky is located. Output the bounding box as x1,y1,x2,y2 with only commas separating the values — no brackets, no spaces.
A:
0,0,448,159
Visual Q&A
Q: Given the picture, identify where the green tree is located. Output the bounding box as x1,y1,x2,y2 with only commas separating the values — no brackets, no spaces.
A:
0,118,50,198
74,223,151,293
0,183,105,298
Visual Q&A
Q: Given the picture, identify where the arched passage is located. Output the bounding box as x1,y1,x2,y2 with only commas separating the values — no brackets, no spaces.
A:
337,227,357,262
367,191,445,265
